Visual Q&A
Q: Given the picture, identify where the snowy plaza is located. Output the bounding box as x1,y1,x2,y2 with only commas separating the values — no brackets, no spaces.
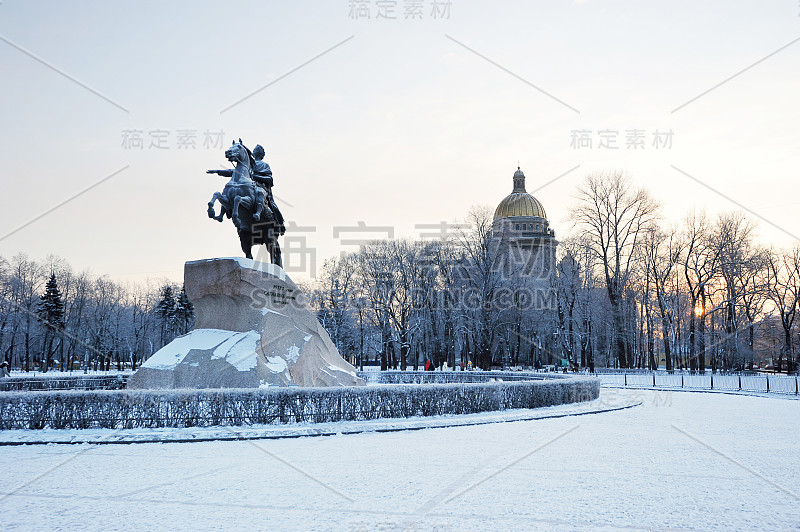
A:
2,2,800,531
2,389,798,531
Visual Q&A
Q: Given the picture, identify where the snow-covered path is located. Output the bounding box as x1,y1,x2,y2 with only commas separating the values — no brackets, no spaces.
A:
2,389,798,531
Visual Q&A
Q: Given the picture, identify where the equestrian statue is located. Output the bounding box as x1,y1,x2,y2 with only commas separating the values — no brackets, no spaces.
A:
206,139,286,267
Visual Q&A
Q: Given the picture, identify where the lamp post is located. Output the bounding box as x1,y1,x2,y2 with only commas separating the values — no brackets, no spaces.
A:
83,338,90,374
553,328,560,369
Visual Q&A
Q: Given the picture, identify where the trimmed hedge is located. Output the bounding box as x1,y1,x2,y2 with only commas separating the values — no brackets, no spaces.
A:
0,370,553,392
0,376,598,430
0,375,128,392
358,370,556,384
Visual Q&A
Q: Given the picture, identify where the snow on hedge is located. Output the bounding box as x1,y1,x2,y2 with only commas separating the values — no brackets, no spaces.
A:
358,370,561,385
0,374,128,392
0,377,598,430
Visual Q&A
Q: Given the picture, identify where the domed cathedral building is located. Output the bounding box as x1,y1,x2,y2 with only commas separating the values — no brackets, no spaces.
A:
490,167,558,308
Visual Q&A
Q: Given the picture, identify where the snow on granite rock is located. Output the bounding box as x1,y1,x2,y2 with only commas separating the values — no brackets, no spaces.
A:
128,258,364,389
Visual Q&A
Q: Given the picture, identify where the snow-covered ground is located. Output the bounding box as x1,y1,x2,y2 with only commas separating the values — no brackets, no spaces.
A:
2,389,798,531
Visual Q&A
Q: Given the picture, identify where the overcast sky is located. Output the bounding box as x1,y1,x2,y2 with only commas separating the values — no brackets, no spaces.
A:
1,0,798,284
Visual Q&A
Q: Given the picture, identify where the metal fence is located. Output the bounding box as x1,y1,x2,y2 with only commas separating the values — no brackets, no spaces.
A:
597,372,799,395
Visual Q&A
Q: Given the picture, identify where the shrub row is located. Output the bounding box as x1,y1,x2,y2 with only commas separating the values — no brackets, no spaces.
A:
0,370,551,393
0,377,598,430
0,375,128,392
357,370,556,384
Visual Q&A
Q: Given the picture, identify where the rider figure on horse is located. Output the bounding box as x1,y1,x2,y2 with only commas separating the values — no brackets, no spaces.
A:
251,145,286,236
207,143,284,235
206,140,284,267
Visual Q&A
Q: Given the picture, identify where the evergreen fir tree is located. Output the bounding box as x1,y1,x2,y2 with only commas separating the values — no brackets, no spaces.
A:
173,285,195,335
156,285,176,347
37,273,65,371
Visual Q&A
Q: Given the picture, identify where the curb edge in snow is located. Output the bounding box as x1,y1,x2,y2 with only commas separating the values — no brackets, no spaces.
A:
0,400,641,446
601,385,800,400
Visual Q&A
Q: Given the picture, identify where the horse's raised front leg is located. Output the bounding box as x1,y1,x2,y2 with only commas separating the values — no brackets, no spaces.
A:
208,192,226,222
216,194,232,222
207,193,218,218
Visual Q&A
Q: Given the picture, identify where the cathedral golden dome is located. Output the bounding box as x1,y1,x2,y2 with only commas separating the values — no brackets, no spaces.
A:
493,167,547,220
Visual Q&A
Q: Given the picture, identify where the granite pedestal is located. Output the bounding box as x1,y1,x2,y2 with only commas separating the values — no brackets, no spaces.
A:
128,258,364,389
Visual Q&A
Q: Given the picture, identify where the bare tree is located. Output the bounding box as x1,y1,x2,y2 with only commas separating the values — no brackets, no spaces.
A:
316,254,359,363
570,172,659,368
127,282,158,369
8,254,45,371
65,271,91,368
358,241,396,370
682,211,717,372
766,248,800,374
429,239,460,369
643,226,682,371
0,256,13,365
455,206,508,369
711,212,761,370
386,240,428,371
554,241,582,369
738,247,770,370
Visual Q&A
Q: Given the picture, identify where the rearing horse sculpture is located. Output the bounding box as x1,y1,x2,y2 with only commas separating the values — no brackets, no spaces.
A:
207,140,282,266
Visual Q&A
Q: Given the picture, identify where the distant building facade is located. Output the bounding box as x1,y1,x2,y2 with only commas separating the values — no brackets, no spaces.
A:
490,167,557,309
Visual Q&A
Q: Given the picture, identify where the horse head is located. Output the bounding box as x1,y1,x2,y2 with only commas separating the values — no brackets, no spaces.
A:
224,139,256,175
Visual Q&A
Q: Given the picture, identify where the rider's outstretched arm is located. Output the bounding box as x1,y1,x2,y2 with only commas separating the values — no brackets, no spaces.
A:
207,169,234,177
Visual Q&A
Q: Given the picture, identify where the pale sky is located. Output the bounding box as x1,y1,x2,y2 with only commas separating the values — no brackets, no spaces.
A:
1,0,798,284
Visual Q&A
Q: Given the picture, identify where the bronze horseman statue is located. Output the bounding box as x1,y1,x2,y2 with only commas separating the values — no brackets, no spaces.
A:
206,140,285,266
